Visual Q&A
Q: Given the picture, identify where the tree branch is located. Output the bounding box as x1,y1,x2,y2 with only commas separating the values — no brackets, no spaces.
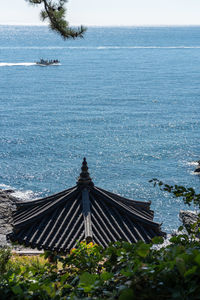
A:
149,178,200,208
25,0,87,39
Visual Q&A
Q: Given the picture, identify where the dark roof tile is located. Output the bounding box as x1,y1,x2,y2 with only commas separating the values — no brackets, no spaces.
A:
8,158,165,252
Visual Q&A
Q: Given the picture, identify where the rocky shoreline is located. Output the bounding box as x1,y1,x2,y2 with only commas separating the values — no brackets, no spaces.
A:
0,189,19,247
179,210,200,232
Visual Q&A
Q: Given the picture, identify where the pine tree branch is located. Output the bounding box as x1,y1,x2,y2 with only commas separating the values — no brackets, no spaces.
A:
149,178,200,208
25,0,87,39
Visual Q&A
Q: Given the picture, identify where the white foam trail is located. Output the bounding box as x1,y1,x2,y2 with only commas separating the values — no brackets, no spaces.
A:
0,46,200,50
0,62,36,66
96,46,200,49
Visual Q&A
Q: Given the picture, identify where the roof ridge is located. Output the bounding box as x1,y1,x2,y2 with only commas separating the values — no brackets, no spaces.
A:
14,187,78,228
95,186,154,221
16,186,76,207
93,186,160,228
96,186,151,208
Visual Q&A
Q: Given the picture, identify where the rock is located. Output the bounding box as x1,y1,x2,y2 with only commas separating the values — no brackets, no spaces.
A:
179,210,199,232
194,167,200,173
0,189,37,252
0,189,19,247
4,189,15,194
194,161,200,173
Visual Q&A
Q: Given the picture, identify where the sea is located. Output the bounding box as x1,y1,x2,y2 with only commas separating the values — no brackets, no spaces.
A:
0,25,200,232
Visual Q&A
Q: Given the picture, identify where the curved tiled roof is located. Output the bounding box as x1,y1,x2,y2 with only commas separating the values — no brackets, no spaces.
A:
8,158,165,252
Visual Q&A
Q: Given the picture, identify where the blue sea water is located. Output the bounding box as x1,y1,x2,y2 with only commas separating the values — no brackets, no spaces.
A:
0,25,200,232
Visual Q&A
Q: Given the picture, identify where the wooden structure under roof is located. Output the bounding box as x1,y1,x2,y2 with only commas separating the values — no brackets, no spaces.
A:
8,158,165,252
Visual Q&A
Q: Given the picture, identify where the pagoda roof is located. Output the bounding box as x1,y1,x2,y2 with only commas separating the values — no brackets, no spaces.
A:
8,158,165,252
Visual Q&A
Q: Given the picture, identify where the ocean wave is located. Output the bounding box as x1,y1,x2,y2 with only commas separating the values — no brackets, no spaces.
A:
0,184,38,201
96,46,200,49
187,161,199,166
0,184,12,189
190,171,200,176
0,46,200,50
0,62,36,67
12,190,37,201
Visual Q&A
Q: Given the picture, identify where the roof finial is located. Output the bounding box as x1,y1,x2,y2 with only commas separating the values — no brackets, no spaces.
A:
77,158,93,186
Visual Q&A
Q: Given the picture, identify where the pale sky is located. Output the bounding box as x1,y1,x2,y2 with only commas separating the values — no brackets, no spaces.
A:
1,0,200,26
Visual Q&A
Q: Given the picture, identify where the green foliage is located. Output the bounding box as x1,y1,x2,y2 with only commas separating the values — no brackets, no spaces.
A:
62,241,103,273
25,0,87,39
0,247,11,274
150,179,200,237
1,236,200,299
149,178,200,208
1,182,200,298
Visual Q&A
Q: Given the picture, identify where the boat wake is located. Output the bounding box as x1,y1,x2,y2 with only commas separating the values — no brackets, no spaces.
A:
1,46,200,50
0,62,61,67
0,62,36,67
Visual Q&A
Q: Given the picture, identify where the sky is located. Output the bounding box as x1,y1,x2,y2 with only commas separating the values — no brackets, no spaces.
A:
1,0,200,26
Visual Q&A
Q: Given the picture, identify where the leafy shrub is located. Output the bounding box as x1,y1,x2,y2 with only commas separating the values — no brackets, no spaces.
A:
1,236,200,299
1,183,200,299
0,247,11,274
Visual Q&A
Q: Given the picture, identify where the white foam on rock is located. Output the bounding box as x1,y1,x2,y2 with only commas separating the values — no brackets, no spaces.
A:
0,184,38,201
187,161,199,166
12,190,36,201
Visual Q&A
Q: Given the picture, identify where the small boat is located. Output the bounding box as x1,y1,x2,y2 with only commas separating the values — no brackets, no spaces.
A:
36,59,60,66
